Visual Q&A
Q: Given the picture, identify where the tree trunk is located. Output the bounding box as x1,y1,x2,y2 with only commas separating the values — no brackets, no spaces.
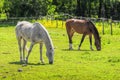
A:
75,0,81,16
81,0,86,17
88,0,91,17
98,0,102,18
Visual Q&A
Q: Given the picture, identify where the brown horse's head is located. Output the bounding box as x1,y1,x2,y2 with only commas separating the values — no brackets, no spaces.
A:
95,37,101,51
88,20,101,51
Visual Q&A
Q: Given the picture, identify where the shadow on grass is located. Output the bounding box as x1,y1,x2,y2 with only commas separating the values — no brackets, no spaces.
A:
2,52,11,54
9,61,21,65
61,49,93,51
9,61,50,66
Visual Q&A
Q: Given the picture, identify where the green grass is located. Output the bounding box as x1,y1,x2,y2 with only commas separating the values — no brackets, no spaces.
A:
0,26,120,80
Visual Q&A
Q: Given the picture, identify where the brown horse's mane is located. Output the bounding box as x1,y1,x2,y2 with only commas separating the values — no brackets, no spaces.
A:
88,20,100,40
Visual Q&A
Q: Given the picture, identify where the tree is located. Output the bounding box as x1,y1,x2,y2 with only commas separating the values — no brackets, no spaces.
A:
0,0,4,13
3,0,52,17
1,0,120,20
0,0,4,17
75,0,81,16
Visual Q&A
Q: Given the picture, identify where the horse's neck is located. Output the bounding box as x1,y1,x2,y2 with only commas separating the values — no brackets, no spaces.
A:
36,23,54,50
88,21,100,42
93,33,99,42
44,34,54,50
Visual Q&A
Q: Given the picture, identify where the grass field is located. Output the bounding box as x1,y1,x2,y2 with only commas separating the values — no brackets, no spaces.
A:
0,25,120,80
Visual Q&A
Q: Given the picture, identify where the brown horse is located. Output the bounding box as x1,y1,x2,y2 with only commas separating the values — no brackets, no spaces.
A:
65,19,101,51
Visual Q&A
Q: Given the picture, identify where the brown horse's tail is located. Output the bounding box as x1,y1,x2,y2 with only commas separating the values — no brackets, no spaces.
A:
88,20,100,39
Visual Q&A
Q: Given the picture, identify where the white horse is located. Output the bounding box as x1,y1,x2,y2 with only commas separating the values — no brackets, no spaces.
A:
15,21,54,64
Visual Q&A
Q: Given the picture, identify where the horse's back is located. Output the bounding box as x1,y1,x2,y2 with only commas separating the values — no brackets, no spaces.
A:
32,22,46,34
30,22,50,43
15,21,33,41
66,19,91,34
16,21,33,31
15,21,51,43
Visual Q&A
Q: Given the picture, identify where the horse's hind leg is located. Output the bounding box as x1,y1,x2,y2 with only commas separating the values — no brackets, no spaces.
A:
68,35,73,50
40,43,44,64
89,34,94,50
66,28,74,50
17,37,23,63
78,34,86,50
23,39,27,63
25,42,34,64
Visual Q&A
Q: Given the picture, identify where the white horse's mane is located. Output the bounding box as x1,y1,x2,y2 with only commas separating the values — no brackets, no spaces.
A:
33,22,54,50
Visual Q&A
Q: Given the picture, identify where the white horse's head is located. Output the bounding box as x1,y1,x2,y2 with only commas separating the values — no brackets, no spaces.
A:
46,47,54,64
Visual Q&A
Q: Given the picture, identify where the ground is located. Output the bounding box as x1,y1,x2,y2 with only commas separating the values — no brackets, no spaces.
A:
0,26,120,80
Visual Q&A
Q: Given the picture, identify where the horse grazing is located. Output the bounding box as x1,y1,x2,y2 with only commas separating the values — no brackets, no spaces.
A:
15,21,54,64
65,19,101,51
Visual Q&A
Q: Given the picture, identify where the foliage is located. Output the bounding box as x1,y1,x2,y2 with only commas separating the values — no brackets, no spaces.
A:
47,4,56,15
0,0,4,12
0,0,7,19
3,0,52,17
1,0,120,20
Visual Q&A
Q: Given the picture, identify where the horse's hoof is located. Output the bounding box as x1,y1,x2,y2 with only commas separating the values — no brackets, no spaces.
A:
20,60,26,64
39,62,45,65
22,64,27,67
49,61,53,64
41,62,45,65
69,48,73,50
20,61,22,64
21,60,26,64
24,60,28,64
91,49,94,51
20,60,23,63
78,47,80,50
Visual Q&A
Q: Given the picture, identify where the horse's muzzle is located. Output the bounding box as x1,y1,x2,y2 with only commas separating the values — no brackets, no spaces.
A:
49,61,53,64
97,48,101,51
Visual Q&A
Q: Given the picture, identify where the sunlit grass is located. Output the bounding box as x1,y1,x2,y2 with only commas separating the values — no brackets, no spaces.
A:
0,24,120,80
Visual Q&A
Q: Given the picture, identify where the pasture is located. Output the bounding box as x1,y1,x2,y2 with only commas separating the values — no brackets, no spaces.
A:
0,22,120,80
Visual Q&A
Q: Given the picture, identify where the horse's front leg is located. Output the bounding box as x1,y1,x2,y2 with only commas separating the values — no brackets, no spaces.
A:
89,34,94,51
25,42,34,64
78,34,86,50
40,43,44,64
